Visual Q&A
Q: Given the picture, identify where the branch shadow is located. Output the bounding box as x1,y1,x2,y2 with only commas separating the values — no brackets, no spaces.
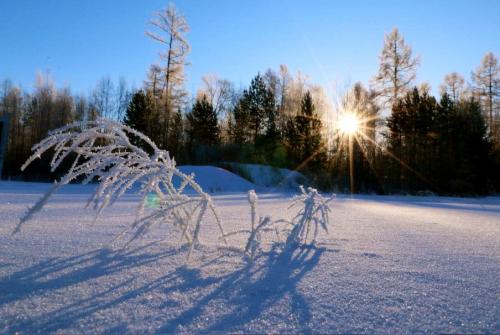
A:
2,243,327,334
158,244,325,334
0,242,176,308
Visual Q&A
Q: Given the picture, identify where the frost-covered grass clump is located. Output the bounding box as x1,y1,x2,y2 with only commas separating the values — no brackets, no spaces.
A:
16,118,333,262
223,188,333,262
15,118,226,260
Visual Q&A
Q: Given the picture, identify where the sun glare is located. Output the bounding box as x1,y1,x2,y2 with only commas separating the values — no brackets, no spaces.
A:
338,113,360,135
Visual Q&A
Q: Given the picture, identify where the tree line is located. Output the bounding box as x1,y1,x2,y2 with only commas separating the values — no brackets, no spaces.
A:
1,4,499,195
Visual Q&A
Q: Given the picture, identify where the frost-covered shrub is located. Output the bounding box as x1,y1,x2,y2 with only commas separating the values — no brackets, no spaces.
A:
15,118,333,262
15,118,226,260
281,186,333,246
224,187,333,262
221,190,281,261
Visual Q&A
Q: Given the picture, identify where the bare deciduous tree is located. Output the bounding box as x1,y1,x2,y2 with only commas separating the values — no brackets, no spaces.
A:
440,72,466,102
472,52,500,136
197,74,234,117
146,4,190,148
91,76,114,120
372,28,420,108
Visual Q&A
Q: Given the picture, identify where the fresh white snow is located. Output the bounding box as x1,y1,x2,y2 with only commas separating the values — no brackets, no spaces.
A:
0,181,499,334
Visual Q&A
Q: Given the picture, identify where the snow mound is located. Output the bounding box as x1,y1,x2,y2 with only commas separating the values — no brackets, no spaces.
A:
0,166,260,195
178,165,258,193
222,163,307,191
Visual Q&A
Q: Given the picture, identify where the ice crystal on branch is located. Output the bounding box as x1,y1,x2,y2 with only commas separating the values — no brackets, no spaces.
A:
15,118,226,260
223,188,333,263
15,118,334,262
284,186,333,246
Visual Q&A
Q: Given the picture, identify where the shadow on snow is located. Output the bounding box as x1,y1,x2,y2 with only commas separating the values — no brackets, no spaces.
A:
1,242,328,334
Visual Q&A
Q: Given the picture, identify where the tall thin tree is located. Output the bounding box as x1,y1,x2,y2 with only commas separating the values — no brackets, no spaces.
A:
472,52,499,137
372,28,420,108
146,4,190,148
440,72,466,102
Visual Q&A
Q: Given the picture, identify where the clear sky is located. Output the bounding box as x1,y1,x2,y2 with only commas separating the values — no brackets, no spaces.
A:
1,0,499,97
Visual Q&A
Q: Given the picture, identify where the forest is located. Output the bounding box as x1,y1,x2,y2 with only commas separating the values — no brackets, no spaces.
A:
1,5,499,195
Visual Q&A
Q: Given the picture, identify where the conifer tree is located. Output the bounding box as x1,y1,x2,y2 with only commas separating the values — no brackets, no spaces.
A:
286,91,325,172
232,93,251,145
124,90,148,133
245,74,276,143
187,95,219,148
124,90,157,150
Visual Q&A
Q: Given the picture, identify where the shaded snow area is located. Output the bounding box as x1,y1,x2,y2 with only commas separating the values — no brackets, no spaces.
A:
221,163,307,191
178,165,258,193
0,182,499,334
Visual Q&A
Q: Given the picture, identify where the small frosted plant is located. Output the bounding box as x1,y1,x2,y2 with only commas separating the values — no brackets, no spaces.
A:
15,118,226,260
223,187,333,262
221,190,282,262
14,118,334,263
283,186,334,247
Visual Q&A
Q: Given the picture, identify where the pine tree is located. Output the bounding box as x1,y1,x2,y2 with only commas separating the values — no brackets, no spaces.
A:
231,74,276,146
286,91,325,173
386,88,437,192
448,98,490,194
187,95,219,148
246,74,276,143
124,90,148,133
168,108,184,161
232,93,251,145
386,88,490,194
124,90,157,150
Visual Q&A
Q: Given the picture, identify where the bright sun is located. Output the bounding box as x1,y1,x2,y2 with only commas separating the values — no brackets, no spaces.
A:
338,113,360,135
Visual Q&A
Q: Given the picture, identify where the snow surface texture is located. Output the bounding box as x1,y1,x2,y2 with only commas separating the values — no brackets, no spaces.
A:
1,182,499,334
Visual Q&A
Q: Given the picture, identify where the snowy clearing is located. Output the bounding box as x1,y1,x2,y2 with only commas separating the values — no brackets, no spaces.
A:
0,182,499,334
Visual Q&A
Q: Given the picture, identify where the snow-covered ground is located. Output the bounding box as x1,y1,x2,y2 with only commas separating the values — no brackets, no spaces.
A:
178,165,258,193
0,181,499,334
220,163,307,191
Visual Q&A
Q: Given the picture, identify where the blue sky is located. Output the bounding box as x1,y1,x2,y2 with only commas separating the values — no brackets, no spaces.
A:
1,0,499,97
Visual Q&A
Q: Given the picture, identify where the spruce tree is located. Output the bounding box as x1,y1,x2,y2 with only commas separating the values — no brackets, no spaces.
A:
124,90,159,150
124,90,148,132
448,98,490,194
245,74,276,143
232,93,251,145
286,91,325,172
187,95,219,148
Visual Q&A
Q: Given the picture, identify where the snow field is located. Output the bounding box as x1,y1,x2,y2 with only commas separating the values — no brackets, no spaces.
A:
0,182,499,334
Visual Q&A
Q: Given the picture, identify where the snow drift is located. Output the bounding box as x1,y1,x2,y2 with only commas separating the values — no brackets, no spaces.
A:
178,165,258,193
220,162,307,191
